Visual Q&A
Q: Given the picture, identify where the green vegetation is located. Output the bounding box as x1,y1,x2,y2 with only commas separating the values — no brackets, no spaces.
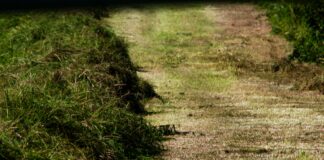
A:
259,0,323,63
0,9,162,159
108,4,235,93
108,3,324,159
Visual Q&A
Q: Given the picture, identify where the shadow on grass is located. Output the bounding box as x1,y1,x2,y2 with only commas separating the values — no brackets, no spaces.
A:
0,0,256,11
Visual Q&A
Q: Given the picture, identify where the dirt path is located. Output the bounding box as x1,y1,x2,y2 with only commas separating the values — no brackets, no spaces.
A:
106,3,324,159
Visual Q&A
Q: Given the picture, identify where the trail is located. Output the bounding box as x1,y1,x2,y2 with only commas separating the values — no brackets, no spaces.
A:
106,3,324,159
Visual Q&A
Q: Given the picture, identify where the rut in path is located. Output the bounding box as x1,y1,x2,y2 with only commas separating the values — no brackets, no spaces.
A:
106,3,324,160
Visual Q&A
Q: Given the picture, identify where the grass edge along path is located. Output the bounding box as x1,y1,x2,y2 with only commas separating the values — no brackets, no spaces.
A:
258,0,324,64
0,9,162,160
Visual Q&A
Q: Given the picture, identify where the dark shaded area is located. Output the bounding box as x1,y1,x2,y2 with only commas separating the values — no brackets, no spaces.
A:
0,0,318,10
0,0,256,10
0,0,104,9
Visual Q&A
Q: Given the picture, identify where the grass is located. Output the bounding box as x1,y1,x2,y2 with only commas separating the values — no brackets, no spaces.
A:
108,3,324,159
258,0,324,63
107,3,235,91
0,9,162,159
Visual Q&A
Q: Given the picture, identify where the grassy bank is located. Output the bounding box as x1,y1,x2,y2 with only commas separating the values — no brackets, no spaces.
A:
0,9,162,159
259,0,323,63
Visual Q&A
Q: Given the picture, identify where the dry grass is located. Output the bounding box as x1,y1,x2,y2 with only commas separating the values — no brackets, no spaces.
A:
107,2,324,159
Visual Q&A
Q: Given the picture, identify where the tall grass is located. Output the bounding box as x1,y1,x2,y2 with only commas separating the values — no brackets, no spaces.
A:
259,0,323,63
0,9,162,159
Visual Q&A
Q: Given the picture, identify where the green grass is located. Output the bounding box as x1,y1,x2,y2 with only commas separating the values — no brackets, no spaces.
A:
0,9,162,159
107,4,235,95
259,0,323,63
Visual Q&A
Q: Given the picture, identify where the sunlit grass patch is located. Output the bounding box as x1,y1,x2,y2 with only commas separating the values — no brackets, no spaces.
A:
171,68,235,92
107,3,324,159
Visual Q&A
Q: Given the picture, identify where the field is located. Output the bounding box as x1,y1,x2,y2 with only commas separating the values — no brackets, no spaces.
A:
107,2,324,159
0,0,323,160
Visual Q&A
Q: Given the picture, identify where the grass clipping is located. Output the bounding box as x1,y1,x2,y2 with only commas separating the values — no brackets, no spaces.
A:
0,10,162,159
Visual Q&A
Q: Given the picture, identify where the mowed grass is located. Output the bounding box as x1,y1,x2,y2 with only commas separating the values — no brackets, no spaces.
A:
107,4,236,94
108,3,324,159
0,9,162,159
